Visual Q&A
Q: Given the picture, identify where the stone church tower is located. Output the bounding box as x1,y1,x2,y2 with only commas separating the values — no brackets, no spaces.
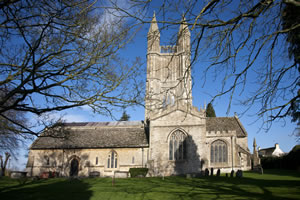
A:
145,13,251,176
145,13,192,120
145,13,208,176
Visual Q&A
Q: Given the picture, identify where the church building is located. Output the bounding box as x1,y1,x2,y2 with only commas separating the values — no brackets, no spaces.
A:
26,14,252,177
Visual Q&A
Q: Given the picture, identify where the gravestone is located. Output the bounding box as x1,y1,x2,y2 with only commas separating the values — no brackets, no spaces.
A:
236,170,243,178
200,170,205,177
210,168,214,176
216,169,220,177
205,168,209,176
230,170,234,177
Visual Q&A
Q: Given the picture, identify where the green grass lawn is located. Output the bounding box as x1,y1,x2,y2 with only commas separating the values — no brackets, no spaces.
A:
0,170,299,200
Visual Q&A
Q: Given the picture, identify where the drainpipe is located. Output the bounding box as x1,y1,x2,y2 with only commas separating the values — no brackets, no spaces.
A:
142,148,144,167
62,149,64,177
231,136,234,170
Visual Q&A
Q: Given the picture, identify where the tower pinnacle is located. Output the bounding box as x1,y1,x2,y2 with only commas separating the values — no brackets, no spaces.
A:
177,16,190,52
253,138,257,148
178,16,190,36
148,12,160,36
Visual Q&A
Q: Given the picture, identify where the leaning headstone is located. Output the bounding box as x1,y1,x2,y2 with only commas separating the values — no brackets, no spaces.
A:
210,168,214,176
205,168,209,176
230,170,234,178
216,169,221,177
226,173,228,177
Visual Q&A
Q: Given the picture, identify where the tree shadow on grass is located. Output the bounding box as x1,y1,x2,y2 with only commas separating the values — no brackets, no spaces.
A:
105,176,300,200
0,178,93,200
1,176,299,200
164,176,300,200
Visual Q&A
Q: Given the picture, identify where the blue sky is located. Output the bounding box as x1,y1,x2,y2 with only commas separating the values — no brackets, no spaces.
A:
11,4,299,170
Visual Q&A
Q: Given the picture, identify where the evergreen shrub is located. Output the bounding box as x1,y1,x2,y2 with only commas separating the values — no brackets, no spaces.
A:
129,168,148,178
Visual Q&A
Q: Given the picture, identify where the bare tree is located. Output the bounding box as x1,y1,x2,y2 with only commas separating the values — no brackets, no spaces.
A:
106,0,299,129
0,87,30,155
0,0,144,136
0,152,11,176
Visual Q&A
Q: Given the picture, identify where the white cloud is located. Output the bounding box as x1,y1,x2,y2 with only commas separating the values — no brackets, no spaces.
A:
62,114,88,122
80,105,94,113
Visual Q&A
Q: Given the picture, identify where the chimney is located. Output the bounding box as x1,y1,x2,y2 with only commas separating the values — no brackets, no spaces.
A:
275,143,279,149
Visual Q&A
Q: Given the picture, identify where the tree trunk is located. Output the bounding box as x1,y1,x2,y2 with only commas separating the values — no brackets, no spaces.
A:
0,152,11,177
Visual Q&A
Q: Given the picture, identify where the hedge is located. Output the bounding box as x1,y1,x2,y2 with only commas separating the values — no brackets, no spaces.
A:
129,168,148,178
261,145,300,170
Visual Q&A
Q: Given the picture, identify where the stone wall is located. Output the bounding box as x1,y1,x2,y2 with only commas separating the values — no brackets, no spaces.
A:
26,147,149,177
148,106,207,176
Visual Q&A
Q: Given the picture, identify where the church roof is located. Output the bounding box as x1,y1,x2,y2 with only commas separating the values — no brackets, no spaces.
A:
30,121,149,149
206,117,247,137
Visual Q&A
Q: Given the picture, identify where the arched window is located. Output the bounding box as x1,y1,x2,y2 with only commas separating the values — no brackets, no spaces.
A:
107,151,118,168
169,130,187,161
211,140,227,164
44,156,50,166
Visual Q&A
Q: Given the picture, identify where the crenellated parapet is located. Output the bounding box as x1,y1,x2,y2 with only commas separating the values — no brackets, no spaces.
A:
160,45,177,53
206,130,236,137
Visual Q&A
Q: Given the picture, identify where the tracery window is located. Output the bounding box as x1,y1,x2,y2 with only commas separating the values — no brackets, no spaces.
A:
210,140,227,164
107,151,118,168
169,130,187,161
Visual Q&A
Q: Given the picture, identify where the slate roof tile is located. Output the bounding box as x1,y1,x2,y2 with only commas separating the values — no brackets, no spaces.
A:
30,121,148,149
206,117,247,137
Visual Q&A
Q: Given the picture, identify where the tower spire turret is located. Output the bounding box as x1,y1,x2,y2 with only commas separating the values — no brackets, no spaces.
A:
147,12,160,52
252,138,261,170
148,12,159,34
177,16,190,52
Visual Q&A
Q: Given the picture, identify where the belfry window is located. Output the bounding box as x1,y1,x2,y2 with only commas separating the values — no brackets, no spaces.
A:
211,140,227,163
169,130,187,161
107,151,118,168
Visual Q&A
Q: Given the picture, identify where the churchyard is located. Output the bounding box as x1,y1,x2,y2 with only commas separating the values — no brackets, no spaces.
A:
0,169,299,200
